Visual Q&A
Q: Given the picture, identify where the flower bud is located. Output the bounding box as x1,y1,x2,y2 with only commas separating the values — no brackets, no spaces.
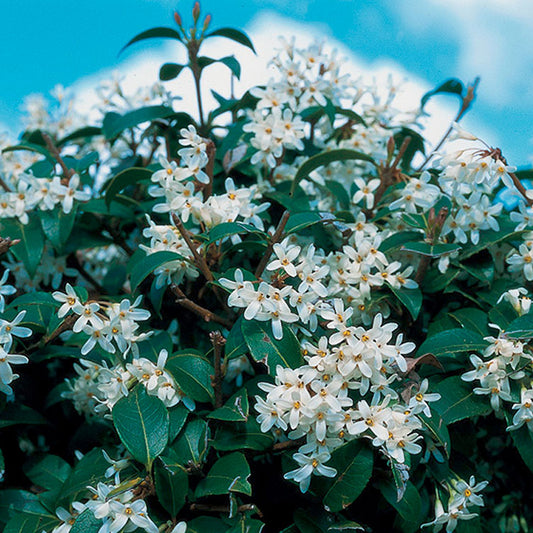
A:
173,11,182,27
203,14,212,32
192,2,201,23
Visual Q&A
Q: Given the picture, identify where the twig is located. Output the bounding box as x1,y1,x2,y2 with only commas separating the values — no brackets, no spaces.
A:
170,284,233,328
190,503,263,518
372,136,412,209
0,177,12,192
508,171,533,207
255,210,291,278
27,314,77,351
0,237,20,255
43,133,75,179
417,77,480,171
271,438,305,452
210,330,226,408
171,212,214,282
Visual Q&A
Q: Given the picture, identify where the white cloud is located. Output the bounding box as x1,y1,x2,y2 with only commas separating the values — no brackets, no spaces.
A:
71,10,495,154
394,0,533,109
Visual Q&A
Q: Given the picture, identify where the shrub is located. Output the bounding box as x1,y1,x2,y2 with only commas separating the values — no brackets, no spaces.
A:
1,4,533,532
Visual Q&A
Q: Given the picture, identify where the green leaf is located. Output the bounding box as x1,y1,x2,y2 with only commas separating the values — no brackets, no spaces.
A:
195,452,252,498
71,509,102,533
419,412,450,458
505,312,533,339
57,126,102,146
432,376,492,425
328,521,365,532
1,142,53,162
154,454,188,517
104,167,152,206
39,206,77,251
401,241,461,257
291,149,376,195
168,405,189,442
320,441,373,512
112,385,169,467
188,517,228,533
57,448,109,505
390,286,422,320
208,389,249,422
102,105,176,139
4,514,57,533
421,78,465,109
171,418,209,467
0,404,46,429
448,308,489,337
508,424,533,473
160,62,186,81
380,231,423,253
381,481,422,530
129,250,185,292
0,215,45,277
285,211,325,234
241,319,304,375
206,222,266,244
416,328,487,359
25,455,71,491
218,55,242,79
0,490,40,526
121,26,183,54
213,418,274,451
205,27,256,53
165,351,215,404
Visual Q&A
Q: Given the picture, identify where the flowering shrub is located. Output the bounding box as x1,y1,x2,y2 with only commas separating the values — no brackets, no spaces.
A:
2,4,533,532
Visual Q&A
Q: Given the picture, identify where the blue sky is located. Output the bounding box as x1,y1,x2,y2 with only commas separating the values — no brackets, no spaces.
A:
1,0,532,165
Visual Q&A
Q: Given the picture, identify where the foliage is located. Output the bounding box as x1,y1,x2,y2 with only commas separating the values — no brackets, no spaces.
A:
1,3,533,533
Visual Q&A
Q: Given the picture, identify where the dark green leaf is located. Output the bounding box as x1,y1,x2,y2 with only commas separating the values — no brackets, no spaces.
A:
242,320,304,375
171,418,208,467
71,509,102,533
505,312,533,339
102,105,176,139
285,211,325,234
208,389,249,422
401,241,461,258
39,206,77,251
213,418,274,451
321,441,373,512
390,286,422,320
0,404,46,429
104,167,152,206
1,215,45,277
205,27,256,53
416,328,487,359
206,222,266,244
168,405,189,442
448,308,489,337
160,62,186,81
57,126,102,146
195,452,252,498
25,455,71,491
421,78,465,109
291,149,376,195
112,385,169,467
154,454,188,517
129,250,185,292
121,26,183,54
432,376,491,425
218,55,242,79
166,351,215,403
381,481,422,530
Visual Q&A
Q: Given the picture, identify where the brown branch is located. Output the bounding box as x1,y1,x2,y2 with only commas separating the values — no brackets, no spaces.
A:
210,330,226,408
508,171,533,207
271,438,305,452
373,136,412,209
0,177,12,192
170,284,233,328
43,133,75,179
0,237,20,255
190,503,263,518
255,210,291,278
171,212,214,282
27,314,77,352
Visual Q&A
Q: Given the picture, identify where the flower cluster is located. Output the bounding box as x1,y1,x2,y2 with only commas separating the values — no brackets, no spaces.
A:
255,301,440,492
423,476,488,533
462,324,531,413
64,348,193,417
